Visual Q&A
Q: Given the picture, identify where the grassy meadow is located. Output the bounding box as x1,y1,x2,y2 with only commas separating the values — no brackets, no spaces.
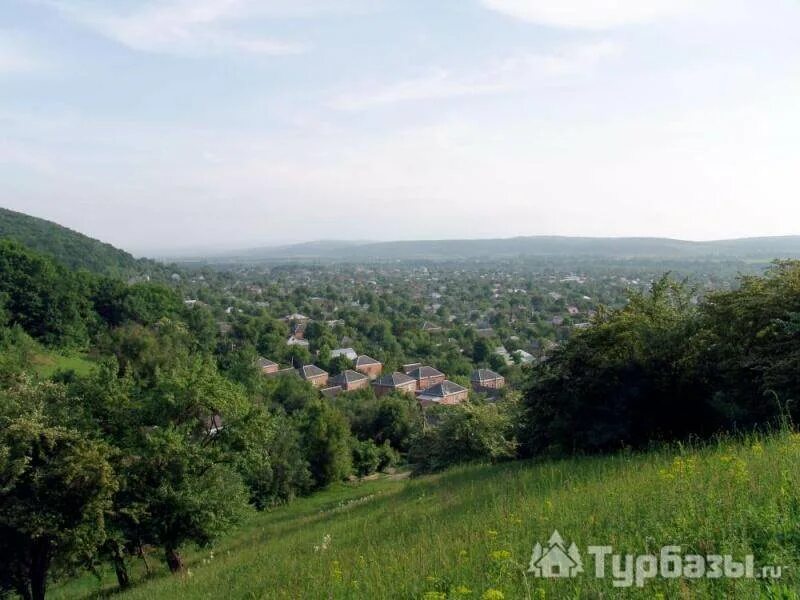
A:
52,433,800,600
30,351,95,379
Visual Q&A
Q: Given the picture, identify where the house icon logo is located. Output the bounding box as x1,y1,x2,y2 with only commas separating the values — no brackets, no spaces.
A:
528,530,584,578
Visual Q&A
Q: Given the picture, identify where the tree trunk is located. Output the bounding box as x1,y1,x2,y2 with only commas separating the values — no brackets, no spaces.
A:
164,546,185,574
29,539,51,600
111,544,130,589
138,542,151,576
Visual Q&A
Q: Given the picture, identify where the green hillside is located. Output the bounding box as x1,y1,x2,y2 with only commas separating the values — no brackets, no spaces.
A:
52,433,800,599
0,207,147,275
201,235,800,263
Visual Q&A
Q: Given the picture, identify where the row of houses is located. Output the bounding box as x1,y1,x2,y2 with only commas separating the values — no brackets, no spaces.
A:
257,353,505,407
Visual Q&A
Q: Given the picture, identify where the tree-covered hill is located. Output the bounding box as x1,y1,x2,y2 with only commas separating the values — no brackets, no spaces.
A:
0,207,149,275
195,234,800,263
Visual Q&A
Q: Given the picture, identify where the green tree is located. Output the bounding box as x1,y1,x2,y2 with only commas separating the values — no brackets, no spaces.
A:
409,401,518,472
0,240,91,347
298,400,352,488
0,386,117,600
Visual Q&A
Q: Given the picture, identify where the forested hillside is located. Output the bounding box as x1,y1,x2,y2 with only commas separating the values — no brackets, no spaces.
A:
0,207,148,275
205,235,800,263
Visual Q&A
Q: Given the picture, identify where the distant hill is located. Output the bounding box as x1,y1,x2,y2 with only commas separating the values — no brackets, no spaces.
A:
0,207,149,275
196,235,800,263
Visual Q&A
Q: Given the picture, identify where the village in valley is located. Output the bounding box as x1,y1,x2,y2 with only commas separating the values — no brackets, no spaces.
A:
175,258,742,415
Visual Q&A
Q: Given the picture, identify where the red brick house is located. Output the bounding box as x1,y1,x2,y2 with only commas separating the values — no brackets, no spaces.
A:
471,369,505,394
299,364,329,388
402,363,422,374
406,365,446,391
372,372,417,397
330,369,370,392
416,380,469,407
354,355,382,379
256,356,279,374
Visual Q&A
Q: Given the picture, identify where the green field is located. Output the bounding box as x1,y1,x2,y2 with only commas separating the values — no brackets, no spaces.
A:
51,432,800,600
30,352,95,379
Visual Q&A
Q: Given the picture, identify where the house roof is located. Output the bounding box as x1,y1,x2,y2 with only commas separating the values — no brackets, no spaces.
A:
471,369,503,383
321,386,343,398
331,347,357,360
331,369,368,385
407,365,444,380
355,355,381,367
418,380,467,398
300,364,327,379
256,357,278,369
373,372,415,387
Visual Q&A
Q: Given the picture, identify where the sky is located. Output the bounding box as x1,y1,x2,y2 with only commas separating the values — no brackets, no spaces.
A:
1,0,800,255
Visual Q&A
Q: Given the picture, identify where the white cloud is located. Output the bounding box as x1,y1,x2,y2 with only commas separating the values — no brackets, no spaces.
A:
47,0,310,56
0,35,43,74
331,41,622,110
480,0,705,29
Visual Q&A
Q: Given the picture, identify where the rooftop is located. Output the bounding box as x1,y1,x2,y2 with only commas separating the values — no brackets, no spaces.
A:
299,364,327,378
471,368,503,383
331,369,368,385
373,372,415,387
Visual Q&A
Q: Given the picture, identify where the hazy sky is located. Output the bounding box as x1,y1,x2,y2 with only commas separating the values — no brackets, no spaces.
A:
2,0,800,254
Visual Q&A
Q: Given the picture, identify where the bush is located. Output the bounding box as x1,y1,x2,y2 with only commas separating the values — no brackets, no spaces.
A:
352,439,381,477
409,401,518,472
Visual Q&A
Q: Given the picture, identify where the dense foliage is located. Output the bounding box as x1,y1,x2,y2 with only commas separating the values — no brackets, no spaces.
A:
521,263,800,454
0,208,150,276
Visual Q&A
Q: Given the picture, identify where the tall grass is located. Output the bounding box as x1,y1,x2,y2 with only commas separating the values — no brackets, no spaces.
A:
52,432,800,599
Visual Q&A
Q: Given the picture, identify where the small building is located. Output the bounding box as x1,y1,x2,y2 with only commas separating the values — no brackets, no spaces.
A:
372,372,417,397
567,306,580,316
471,369,506,394
422,321,443,333
330,369,370,392
406,365,446,391
287,336,310,347
354,355,382,379
299,364,329,388
330,347,358,361
270,367,299,378
256,357,279,374
321,385,343,398
417,380,469,407
402,362,422,374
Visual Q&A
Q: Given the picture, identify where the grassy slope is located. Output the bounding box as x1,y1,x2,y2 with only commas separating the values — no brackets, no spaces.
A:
52,434,800,600
29,351,95,379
